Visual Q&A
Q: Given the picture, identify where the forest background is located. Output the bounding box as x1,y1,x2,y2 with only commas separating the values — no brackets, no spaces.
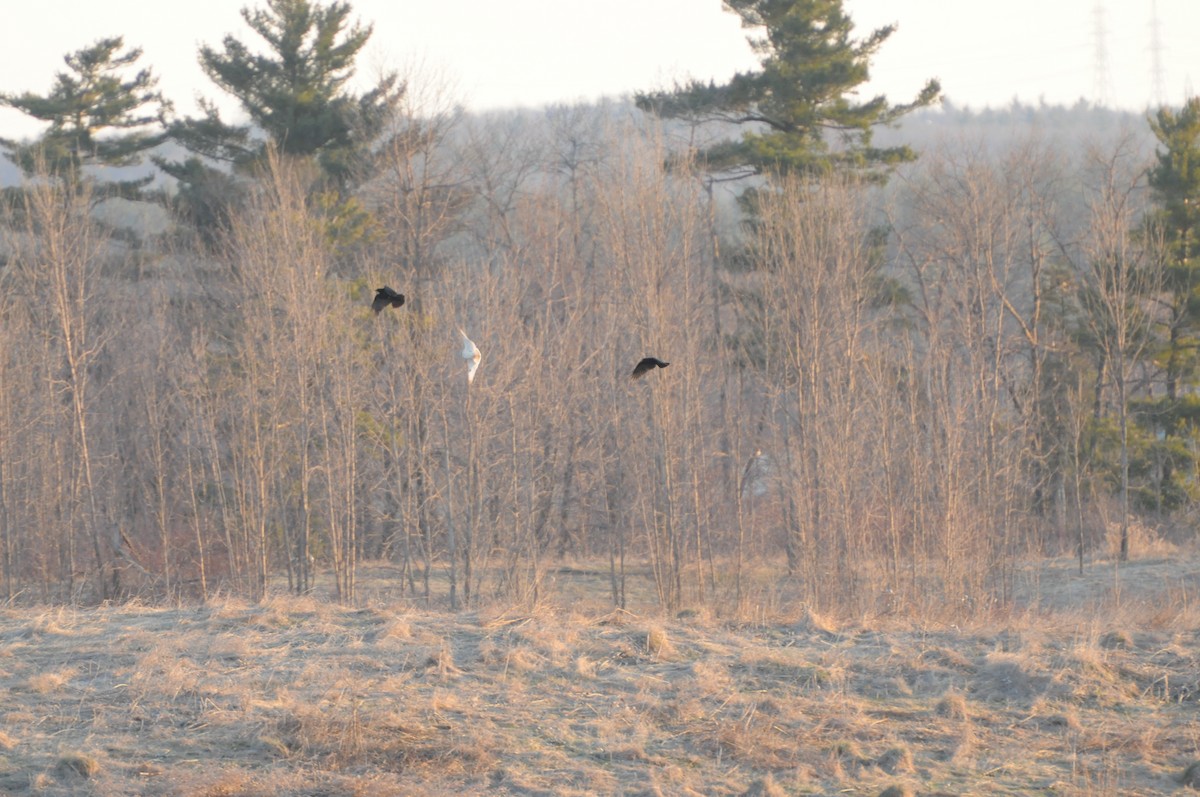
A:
1,0,1198,620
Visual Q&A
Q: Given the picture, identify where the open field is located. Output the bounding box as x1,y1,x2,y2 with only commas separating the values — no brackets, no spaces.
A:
0,555,1198,796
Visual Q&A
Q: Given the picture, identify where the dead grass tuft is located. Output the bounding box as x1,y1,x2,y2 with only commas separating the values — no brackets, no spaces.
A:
130,641,204,700
643,625,675,659
0,555,1194,796
877,786,916,797
209,631,252,659
675,605,716,627
55,751,100,779
494,639,546,675
243,595,321,631
919,645,973,669
794,605,840,635
511,618,579,667
27,667,73,694
1100,629,1133,650
423,641,459,676
741,773,787,796
378,616,413,641
690,656,733,696
828,737,867,765
952,735,978,769
715,711,806,770
1104,521,1179,559
1028,697,1082,733
973,651,1047,703
186,770,257,797
737,645,843,689
876,745,915,774
27,610,73,638
257,733,292,759
572,653,598,678
935,690,970,719
1178,760,1200,788
1056,643,1142,705
206,595,254,619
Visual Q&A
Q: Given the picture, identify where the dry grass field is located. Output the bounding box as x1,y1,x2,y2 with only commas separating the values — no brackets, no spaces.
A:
1,554,1198,796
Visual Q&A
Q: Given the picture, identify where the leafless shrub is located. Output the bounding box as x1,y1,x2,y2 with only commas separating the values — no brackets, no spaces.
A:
0,98,1187,628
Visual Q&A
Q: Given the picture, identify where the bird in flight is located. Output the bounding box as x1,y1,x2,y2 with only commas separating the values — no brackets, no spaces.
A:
459,328,482,384
631,357,670,379
372,286,406,314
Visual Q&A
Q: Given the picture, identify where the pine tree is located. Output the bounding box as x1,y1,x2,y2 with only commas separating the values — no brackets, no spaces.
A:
162,0,402,187
0,37,169,192
634,0,939,178
1148,98,1200,399
1132,98,1200,511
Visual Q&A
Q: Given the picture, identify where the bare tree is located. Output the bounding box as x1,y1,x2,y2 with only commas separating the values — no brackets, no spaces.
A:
590,121,713,612
1074,137,1162,561
10,173,129,598
747,174,885,612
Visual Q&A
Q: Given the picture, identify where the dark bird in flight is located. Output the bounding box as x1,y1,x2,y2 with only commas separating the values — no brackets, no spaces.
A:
631,357,670,379
372,286,406,314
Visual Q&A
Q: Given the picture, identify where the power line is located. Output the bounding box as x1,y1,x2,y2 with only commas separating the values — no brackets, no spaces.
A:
1091,1,1112,107
1149,0,1165,107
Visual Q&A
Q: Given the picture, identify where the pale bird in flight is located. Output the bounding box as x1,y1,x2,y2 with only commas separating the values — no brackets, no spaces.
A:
631,357,670,379
459,328,481,384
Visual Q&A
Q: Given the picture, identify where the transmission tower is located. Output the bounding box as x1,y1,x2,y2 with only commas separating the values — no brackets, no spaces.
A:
1091,2,1112,107
1149,0,1165,107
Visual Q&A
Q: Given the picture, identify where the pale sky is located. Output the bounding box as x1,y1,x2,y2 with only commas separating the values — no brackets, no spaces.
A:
0,0,1196,141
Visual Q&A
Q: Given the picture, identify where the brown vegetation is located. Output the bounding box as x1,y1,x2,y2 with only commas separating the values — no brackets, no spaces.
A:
0,106,1180,617
1,94,1198,792
0,559,1194,795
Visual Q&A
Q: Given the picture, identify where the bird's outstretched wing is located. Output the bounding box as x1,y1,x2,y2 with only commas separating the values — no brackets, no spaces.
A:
372,286,405,314
631,357,669,379
459,327,482,384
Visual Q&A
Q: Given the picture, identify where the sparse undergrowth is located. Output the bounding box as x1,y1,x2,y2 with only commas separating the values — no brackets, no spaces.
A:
0,557,1196,796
